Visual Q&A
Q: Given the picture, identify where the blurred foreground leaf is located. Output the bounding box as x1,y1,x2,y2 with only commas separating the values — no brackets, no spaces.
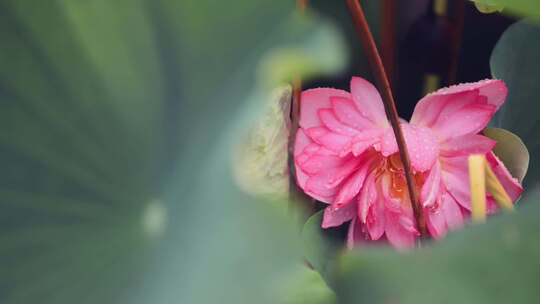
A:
275,265,337,304
335,188,540,304
0,1,347,303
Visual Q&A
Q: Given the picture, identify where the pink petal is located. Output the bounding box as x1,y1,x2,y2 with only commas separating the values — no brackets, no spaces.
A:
380,124,439,172
358,171,379,222
346,217,363,249
486,151,524,202
440,134,496,157
430,103,496,140
366,197,385,240
384,211,416,250
322,202,356,228
294,129,313,189
330,96,374,131
379,173,402,213
350,77,388,127
441,192,464,230
300,88,351,129
318,108,359,137
440,157,471,210
426,202,447,239
306,127,352,154
334,157,375,206
411,90,479,128
304,157,361,199
411,79,507,128
351,129,385,156
421,161,441,208
429,79,507,109
299,154,343,175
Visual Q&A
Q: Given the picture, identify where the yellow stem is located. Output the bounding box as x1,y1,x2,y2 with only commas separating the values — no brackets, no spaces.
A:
469,155,487,222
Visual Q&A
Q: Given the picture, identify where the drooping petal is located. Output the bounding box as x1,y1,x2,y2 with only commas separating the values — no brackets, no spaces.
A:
366,196,385,240
440,134,496,157
330,96,374,131
384,211,416,250
421,161,441,208
346,217,364,249
486,151,524,202
304,157,361,200
322,202,356,228
300,88,351,129
334,157,375,207
350,77,388,127
379,173,402,213
426,191,464,239
441,192,464,230
440,157,471,210
358,171,380,223
411,79,507,128
426,202,447,239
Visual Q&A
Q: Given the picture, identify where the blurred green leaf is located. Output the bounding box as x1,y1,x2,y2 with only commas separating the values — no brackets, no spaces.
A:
0,1,347,303
483,128,529,182
471,1,505,13
335,187,540,304
275,265,337,304
470,0,540,20
491,20,540,186
301,210,342,284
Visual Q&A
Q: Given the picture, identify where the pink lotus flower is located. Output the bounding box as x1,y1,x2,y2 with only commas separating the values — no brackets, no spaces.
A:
294,77,523,249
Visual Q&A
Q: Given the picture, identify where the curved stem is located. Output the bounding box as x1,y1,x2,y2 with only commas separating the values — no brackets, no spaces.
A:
346,0,427,237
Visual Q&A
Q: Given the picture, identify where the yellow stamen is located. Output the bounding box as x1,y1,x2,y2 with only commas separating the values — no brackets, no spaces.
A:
485,164,514,212
468,155,486,222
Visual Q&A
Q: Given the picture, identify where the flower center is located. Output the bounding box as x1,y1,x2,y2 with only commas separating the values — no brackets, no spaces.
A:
386,154,425,201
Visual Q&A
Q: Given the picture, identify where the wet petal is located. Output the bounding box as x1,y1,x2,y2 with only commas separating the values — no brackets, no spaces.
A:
380,124,439,172
331,96,374,131
350,77,388,126
411,79,507,128
430,103,496,140
440,134,496,157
